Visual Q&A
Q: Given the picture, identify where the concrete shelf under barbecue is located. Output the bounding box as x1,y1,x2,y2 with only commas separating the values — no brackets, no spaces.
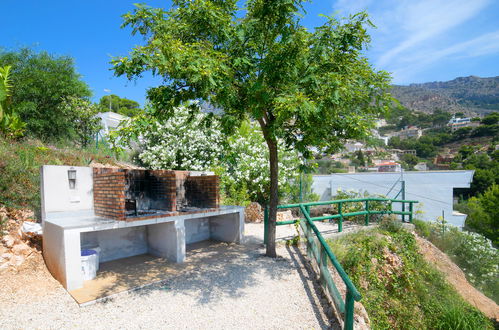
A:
43,206,244,292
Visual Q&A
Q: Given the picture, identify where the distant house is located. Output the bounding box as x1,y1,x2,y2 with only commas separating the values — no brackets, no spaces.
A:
414,162,428,171
389,149,417,159
344,141,364,153
96,111,127,140
434,153,455,170
392,126,422,140
377,162,402,172
447,116,480,131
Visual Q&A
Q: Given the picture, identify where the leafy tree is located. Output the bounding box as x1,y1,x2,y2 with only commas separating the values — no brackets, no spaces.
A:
471,124,498,137
431,109,452,127
0,65,25,138
451,126,473,140
401,153,419,170
58,96,101,148
99,94,142,117
110,107,302,204
458,145,475,159
481,112,499,125
465,184,499,245
0,65,11,121
0,48,91,141
353,150,366,167
112,0,391,256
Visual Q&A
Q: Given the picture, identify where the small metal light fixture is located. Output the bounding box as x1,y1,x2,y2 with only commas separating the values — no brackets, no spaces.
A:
68,168,77,189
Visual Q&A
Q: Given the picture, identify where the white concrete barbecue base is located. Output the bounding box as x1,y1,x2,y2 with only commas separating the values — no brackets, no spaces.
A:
43,206,244,291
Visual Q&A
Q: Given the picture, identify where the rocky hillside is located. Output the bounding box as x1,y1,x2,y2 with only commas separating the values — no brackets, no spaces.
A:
391,76,499,116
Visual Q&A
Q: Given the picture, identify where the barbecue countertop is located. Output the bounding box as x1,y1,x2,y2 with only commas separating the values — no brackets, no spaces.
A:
43,205,244,233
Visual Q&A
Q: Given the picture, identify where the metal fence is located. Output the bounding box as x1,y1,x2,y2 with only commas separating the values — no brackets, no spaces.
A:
264,198,418,330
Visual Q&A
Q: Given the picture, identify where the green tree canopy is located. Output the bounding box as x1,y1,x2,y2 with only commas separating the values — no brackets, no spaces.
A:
58,96,102,148
0,48,91,141
465,184,499,245
113,0,391,256
481,112,499,125
98,94,142,117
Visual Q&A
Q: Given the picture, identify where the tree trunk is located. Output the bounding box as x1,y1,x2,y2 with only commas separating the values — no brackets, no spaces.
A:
265,138,279,258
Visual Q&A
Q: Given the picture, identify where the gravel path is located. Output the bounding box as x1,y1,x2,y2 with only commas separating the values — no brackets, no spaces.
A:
0,223,337,329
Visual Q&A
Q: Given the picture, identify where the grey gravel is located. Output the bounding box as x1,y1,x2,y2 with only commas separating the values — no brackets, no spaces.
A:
0,223,336,329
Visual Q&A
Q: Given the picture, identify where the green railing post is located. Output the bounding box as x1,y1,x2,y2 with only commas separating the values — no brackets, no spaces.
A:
409,202,413,223
364,200,369,226
319,245,327,288
401,180,406,222
306,220,312,260
344,289,355,330
338,202,343,233
263,205,269,245
402,202,406,222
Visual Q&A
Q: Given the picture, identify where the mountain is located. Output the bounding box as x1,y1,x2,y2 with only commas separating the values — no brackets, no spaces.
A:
390,76,499,116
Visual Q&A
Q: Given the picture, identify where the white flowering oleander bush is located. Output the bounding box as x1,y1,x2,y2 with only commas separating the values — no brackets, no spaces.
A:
414,219,499,303
219,120,302,204
111,107,307,204
137,109,223,171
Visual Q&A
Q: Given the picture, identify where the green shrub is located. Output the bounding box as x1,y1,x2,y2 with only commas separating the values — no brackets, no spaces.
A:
463,184,499,246
379,216,403,233
0,137,121,218
412,219,499,304
332,189,391,223
434,304,491,330
413,219,431,237
328,228,493,329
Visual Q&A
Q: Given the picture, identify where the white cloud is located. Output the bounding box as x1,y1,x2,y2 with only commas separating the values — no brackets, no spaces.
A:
375,0,491,67
333,0,497,82
390,30,499,82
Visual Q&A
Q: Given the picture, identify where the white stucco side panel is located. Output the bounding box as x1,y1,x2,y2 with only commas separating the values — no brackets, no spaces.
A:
40,165,94,222
312,171,474,227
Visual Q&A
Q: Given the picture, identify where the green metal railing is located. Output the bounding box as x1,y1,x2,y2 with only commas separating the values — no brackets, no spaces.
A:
263,197,418,330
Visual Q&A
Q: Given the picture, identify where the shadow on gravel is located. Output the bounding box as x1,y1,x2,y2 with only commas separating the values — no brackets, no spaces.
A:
286,245,340,330
91,240,293,305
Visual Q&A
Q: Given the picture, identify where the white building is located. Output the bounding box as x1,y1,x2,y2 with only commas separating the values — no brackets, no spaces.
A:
311,170,474,227
447,117,480,131
96,111,127,140
377,161,402,172
344,141,364,153
392,126,422,140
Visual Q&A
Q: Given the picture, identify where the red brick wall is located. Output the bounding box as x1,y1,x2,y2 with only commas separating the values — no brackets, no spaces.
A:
185,175,220,209
92,168,220,221
93,170,126,220
149,170,177,211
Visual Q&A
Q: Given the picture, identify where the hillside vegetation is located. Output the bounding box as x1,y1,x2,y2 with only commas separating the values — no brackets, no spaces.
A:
0,137,122,218
391,76,499,115
328,222,494,329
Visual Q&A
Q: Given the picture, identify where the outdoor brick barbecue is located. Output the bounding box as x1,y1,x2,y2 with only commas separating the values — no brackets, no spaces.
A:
93,168,220,221
41,165,243,292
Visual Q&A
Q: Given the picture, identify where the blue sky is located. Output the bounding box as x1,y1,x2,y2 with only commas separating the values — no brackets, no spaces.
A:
2,0,499,106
